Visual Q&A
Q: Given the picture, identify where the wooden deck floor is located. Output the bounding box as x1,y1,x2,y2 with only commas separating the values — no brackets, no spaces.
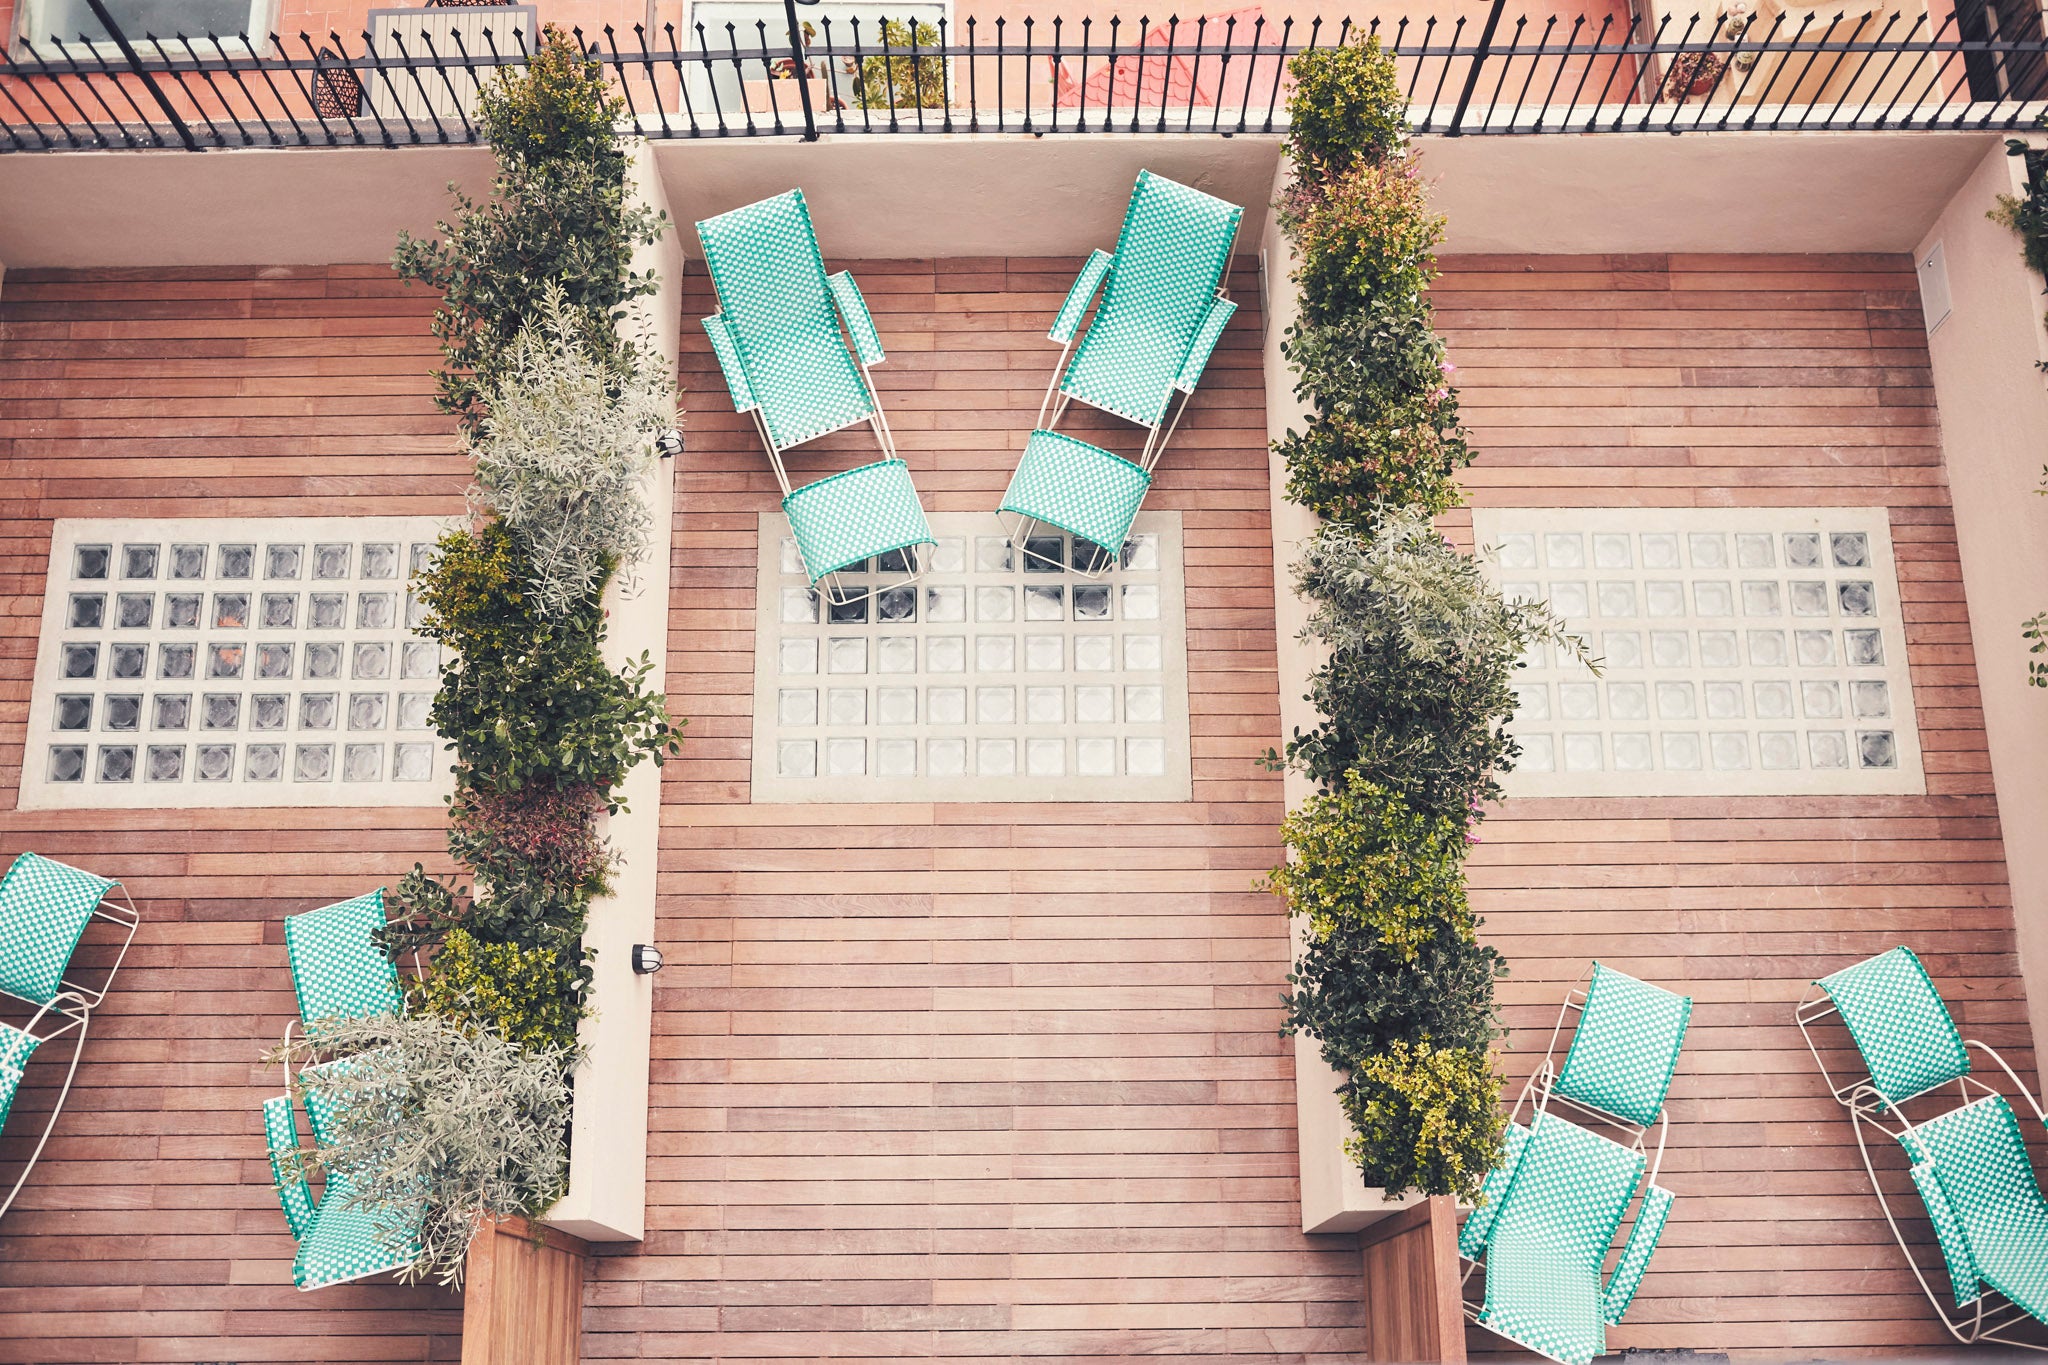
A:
0,252,2035,1362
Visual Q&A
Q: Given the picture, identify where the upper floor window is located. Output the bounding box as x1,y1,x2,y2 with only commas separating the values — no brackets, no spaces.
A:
20,0,268,51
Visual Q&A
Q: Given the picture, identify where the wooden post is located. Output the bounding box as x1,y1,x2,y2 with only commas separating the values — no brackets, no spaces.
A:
1358,1195,1467,1363
461,1216,591,1365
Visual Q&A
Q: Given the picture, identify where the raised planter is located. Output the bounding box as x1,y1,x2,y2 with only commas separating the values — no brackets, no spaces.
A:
462,1216,590,1365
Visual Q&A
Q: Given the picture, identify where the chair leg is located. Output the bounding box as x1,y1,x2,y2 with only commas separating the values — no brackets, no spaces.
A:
59,887,141,1012
0,1007,88,1223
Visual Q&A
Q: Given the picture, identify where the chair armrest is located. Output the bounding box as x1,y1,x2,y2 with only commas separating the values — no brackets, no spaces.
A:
700,314,759,414
827,271,885,367
264,1094,317,1241
1910,1161,1983,1307
1173,294,1237,395
1051,249,1115,344
1602,1184,1675,1324
1458,1119,1531,1261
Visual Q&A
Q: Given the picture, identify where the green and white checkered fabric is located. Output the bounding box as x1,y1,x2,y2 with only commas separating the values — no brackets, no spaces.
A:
1817,945,1970,1109
1060,170,1243,429
1051,250,1115,344
1461,1118,1532,1260
784,458,936,584
291,1171,422,1291
1477,1114,1645,1365
1001,429,1153,556
827,271,885,367
701,315,758,413
1898,1095,2048,1324
1173,295,1238,394
1601,1183,1675,1324
264,1093,316,1241
696,189,879,452
285,890,400,1034
0,1022,40,1134
1554,962,1692,1128
0,851,115,1007
1908,1159,1982,1308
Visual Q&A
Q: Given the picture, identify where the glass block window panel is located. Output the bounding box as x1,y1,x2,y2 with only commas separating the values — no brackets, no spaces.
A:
752,511,1191,803
1475,507,1924,798
22,517,456,810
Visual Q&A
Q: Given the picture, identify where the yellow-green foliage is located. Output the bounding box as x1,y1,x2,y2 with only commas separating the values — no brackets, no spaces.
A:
1341,1039,1507,1202
409,928,585,1053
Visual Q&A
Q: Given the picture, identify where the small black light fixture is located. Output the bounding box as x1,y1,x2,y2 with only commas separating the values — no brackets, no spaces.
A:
631,943,665,975
654,429,684,460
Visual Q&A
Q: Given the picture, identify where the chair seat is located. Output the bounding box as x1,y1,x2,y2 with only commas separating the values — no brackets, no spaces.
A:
1902,1094,2048,1324
0,852,115,1007
292,1174,423,1291
748,327,877,451
0,1023,38,1132
784,459,937,584
1000,429,1152,556
1479,1243,1606,1365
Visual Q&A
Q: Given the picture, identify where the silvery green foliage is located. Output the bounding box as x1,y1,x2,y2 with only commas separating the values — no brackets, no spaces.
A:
469,285,676,617
272,1012,579,1289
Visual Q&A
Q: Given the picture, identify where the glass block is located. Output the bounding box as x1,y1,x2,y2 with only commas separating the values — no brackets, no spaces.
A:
824,638,866,674
1122,535,1160,572
266,545,303,580
1784,532,1822,568
1514,684,1552,721
976,635,1017,672
876,738,918,776
393,743,434,781
925,586,966,623
975,686,1015,725
251,694,288,731
1754,681,1795,719
1550,582,1588,617
1809,731,1849,769
164,594,200,629
1123,635,1162,671
104,695,141,731
1789,581,1830,616
1759,731,1800,770
356,543,396,579
409,544,435,575
1562,734,1603,771
927,637,965,673
878,586,917,623
309,593,346,629
1596,581,1637,617
116,593,154,629
61,643,99,679
1736,533,1775,568
975,537,1013,572
1073,586,1112,621
1544,533,1585,568
299,693,337,729
401,641,440,680
201,694,241,730
928,687,967,725
1836,582,1875,618
343,743,384,782
1076,736,1116,776
1741,582,1782,617
1801,681,1842,718
1121,584,1160,621
1853,681,1891,719
1831,532,1870,568
1845,629,1884,667
55,695,92,730
876,637,917,674
108,644,147,680
1602,632,1642,669
352,642,390,679
218,544,254,578
74,545,110,580
312,543,351,579
1017,538,1062,573
828,594,868,625
877,687,917,726
976,738,1017,775
1026,738,1065,777
68,594,105,629
211,593,249,630
778,537,804,576
1650,632,1690,668
1694,581,1733,617
1126,737,1166,777
169,544,206,579
1688,533,1728,569
1661,732,1702,770
158,643,195,679
1025,635,1064,672
1699,631,1738,669
824,687,865,726
1074,636,1114,672
1795,630,1837,667
1075,686,1115,724
928,738,967,777
879,547,917,575
1704,681,1745,719
1075,539,1119,574
294,744,333,782
304,643,342,680
1559,682,1600,720
97,745,136,782
1498,533,1538,569
348,693,388,731
976,586,1015,622
1592,533,1632,568
1606,682,1646,720
49,746,86,782
122,544,159,579
259,593,297,630
256,643,293,680
1025,586,1064,621
1503,581,1540,606
930,538,966,574
1655,682,1696,719
145,745,185,782
1858,731,1899,769
1640,533,1680,569
195,744,235,782
206,643,245,679
1026,687,1064,724
1613,733,1653,771
1519,734,1556,771
1747,630,1787,668
355,593,395,630
783,589,818,626
1125,685,1164,724
1710,732,1751,770
241,743,283,782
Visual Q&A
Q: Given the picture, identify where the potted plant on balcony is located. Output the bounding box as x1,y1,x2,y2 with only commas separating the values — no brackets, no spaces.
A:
1664,48,1726,98
743,22,841,116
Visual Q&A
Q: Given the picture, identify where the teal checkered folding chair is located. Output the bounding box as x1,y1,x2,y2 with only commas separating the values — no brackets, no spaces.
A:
1457,1112,1676,1365
284,889,403,1035
1514,962,1693,1180
264,1053,424,1290
1798,944,2048,1346
1002,169,1243,575
696,188,935,604
0,851,140,1223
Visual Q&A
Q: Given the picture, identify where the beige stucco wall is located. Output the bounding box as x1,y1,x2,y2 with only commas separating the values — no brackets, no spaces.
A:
1917,140,2048,1062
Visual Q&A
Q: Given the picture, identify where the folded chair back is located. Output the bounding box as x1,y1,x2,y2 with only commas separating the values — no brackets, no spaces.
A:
1898,1094,2048,1321
284,891,401,1033
1817,944,1969,1108
0,852,116,1008
1062,171,1243,427
263,1086,422,1291
1553,962,1692,1128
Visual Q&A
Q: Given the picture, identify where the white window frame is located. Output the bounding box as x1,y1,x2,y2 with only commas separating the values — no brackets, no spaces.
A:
14,0,269,60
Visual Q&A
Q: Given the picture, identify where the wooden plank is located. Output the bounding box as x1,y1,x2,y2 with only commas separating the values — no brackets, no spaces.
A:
461,1217,590,1365
1360,1198,1466,1364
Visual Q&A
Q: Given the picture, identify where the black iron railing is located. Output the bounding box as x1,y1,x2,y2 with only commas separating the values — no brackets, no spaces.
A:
4,3,2047,151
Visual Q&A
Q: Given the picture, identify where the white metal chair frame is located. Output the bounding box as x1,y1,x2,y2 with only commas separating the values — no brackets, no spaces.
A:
1797,983,2048,1350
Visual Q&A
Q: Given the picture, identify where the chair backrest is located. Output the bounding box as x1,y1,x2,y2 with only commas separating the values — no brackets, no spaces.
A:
696,189,837,349
1903,1094,2048,1233
1817,945,1969,1107
1553,962,1693,1127
1489,1114,1646,1275
0,852,113,1007
1094,170,1242,356
285,890,401,1032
